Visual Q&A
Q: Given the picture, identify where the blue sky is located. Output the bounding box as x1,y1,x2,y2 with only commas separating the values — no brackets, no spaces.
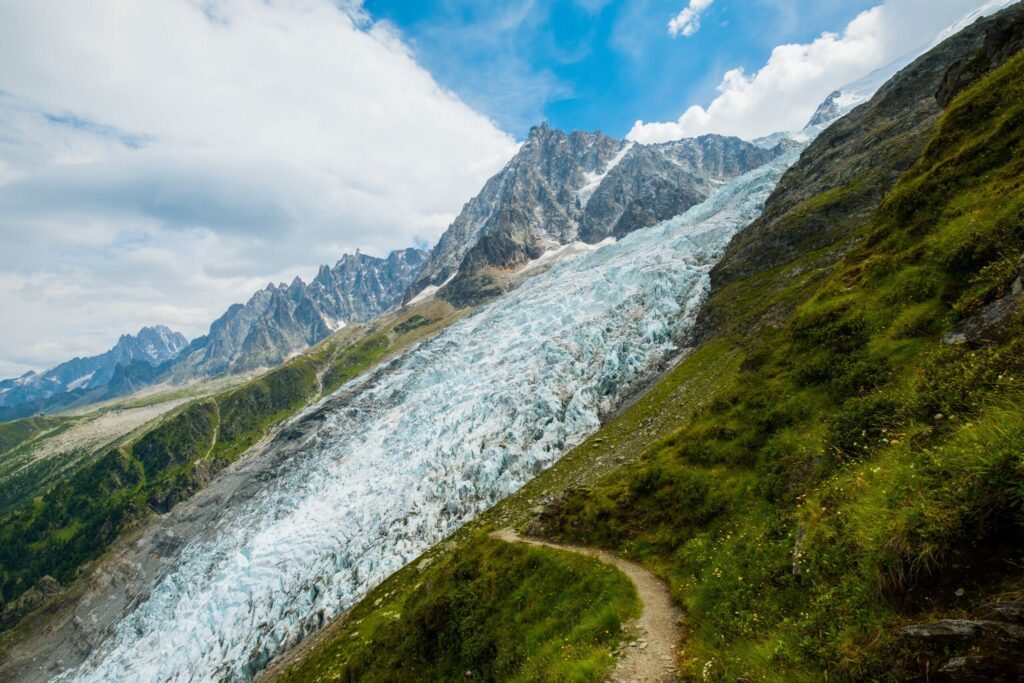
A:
365,0,880,137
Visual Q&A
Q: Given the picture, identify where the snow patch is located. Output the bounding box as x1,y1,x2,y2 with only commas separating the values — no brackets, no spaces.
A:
66,372,95,391
578,142,634,208
407,274,456,306
518,238,617,276
323,316,347,332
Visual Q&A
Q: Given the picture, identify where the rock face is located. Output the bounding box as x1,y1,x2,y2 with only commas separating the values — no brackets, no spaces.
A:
899,608,1024,682
406,125,628,301
307,248,426,325
580,136,781,243
176,248,426,376
0,325,188,416
405,124,784,308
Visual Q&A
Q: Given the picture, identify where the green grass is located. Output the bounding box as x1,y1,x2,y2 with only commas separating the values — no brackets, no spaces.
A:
530,50,1024,680
277,535,639,683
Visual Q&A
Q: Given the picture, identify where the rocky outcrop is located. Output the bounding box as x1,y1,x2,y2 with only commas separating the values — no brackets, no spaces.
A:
406,124,627,302
410,124,782,308
308,248,425,325
699,2,1024,340
176,248,426,376
580,136,781,242
937,7,1024,106
898,606,1024,682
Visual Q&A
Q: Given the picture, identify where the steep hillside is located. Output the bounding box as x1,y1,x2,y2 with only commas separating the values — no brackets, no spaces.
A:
270,5,1024,682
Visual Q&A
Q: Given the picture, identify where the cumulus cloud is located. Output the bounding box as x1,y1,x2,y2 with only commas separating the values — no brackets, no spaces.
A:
0,0,519,375
634,0,1009,142
668,0,714,38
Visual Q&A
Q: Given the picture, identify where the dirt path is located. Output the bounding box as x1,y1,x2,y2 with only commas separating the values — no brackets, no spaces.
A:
491,529,682,682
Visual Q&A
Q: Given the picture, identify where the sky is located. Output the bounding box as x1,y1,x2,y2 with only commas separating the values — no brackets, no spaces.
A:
0,0,1009,377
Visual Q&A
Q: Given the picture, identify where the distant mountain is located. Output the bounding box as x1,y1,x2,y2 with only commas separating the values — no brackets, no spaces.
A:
0,249,425,423
0,325,188,416
405,123,786,307
174,248,426,377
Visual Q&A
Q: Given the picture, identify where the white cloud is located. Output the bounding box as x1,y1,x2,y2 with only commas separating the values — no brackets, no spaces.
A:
635,0,1007,142
668,0,714,38
0,0,519,374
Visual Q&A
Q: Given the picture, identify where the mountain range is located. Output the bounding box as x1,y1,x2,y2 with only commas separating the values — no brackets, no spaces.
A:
0,248,426,422
3,3,1024,681
0,326,186,416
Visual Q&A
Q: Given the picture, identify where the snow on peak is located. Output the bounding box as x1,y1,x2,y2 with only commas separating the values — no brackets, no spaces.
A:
577,142,635,208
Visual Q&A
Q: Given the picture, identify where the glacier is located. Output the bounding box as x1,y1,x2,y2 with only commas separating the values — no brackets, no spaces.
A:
64,148,801,682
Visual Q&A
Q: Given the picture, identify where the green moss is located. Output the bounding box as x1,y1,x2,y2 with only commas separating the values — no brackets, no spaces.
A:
278,535,639,683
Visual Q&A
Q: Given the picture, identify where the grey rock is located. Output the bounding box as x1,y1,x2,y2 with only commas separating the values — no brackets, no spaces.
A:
901,619,1024,644
407,123,781,308
176,248,426,377
984,600,1024,625
580,135,781,242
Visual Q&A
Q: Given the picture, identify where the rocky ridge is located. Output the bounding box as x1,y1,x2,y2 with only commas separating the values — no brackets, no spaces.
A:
405,124,786,307
0,325,187,417
173,247,426,377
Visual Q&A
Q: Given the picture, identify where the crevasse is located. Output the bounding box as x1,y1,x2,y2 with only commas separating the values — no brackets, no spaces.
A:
66,149,800,682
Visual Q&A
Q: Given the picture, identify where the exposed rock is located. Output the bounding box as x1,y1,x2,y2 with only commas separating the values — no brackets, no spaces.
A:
937,8,1024,106
173,248,426,377
901,619,1024,644
405,124,626,303
899,614,1024,682
406,124,782,309
982,600,1024,625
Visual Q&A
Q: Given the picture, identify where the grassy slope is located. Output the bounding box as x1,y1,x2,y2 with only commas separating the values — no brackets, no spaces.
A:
276,44,1024,683
534,49,1024,680
279,535,639,683
0,300,465,614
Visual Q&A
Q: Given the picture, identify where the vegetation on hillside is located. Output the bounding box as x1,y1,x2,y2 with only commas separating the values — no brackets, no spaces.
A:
277,535,639,683
534,49,1024,680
